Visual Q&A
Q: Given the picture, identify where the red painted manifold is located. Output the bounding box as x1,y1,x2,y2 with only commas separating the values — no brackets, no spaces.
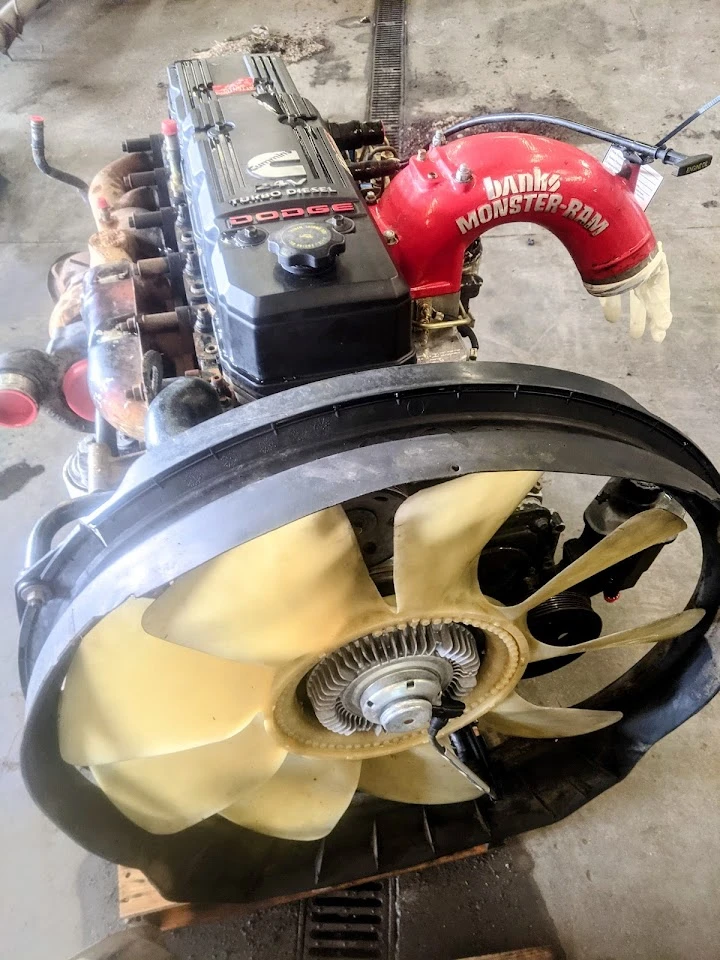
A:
371,133,657,299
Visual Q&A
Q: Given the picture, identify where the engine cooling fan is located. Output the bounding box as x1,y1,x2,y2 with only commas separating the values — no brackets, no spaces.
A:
18,362,720,902
57,470,702,840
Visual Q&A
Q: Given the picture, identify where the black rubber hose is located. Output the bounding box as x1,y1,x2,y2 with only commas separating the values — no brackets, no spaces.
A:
23,492,110,570
442,113,686,167
458,324,479,358
30,116,89,199
17,602,42,695
0,347,91,432
459,324,479,349
43,395,94,433
145,377,223,448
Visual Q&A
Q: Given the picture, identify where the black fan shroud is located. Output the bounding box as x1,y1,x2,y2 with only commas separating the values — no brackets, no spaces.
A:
18,362,720,903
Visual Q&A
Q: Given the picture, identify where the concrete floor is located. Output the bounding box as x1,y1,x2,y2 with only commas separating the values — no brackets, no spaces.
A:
1,1,720,958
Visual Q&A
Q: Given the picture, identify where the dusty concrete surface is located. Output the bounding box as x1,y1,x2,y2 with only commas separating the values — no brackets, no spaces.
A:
1,1,719,959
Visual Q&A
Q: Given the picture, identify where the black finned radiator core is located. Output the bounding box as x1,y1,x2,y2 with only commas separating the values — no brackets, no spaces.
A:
368,0,407,152
297,880,398,960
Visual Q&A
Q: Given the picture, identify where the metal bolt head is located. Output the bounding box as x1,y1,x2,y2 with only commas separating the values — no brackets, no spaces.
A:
455,162,472,183
416,148,428,161
378,698,433,733
18,580,53,605
193,304,213,333
234,224,266,247
189,280,204,295
328,213,355,235
124,316,140,334
431,128,446,146
365,190,377,203
383,228,398,245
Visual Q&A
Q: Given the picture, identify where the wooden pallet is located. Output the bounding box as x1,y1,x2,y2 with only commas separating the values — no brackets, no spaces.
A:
459,952,555,960
118,842,489,930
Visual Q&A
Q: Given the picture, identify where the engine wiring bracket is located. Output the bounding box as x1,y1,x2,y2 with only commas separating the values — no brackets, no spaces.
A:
429,695,495,799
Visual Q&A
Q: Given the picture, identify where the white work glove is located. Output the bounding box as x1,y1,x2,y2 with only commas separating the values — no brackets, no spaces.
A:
600,242,672,343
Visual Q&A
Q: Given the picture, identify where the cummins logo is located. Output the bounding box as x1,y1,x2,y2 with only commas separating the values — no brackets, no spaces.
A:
247,150,307,185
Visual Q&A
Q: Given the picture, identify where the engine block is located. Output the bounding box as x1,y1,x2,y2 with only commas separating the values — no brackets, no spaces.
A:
168,55,412,397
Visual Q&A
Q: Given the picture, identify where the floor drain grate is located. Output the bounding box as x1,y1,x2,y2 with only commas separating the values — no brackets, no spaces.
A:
297,880,397,960
368,0,407,153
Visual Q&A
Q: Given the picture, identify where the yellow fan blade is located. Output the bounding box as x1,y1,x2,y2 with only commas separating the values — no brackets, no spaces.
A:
59,598,273,766
359,742,486,804
221,754,361,840
528,608,705,662
481,691,622,738
91,716,286,834
507,508,686,620
142,507,393,664
392,472,541,614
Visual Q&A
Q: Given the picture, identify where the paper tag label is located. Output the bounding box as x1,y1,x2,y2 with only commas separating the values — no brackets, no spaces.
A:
214,77,255,96
602,146,664,209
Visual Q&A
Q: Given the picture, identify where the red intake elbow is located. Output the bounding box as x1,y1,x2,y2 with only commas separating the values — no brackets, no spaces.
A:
371,133,657,299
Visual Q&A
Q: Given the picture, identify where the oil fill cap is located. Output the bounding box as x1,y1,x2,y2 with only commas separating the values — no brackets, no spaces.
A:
268,222,345,275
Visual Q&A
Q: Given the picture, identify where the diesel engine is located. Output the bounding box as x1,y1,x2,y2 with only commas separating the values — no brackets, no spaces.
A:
8,54,720,907
0,52,692,476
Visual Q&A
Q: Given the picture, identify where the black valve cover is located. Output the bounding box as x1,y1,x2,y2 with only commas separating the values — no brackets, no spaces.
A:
166,54,412,396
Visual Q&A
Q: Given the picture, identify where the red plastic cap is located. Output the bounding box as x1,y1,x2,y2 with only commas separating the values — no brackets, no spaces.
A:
62,359,95,421
0,388,38,428
161,118,178,137
30,115,44,124
96,196,110,210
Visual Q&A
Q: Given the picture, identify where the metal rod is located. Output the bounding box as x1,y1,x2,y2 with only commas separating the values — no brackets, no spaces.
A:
134,256,170,277
125,170,159,189
30,117,89,199
656,92,720,147
135,311,181,334
95,411,118,457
